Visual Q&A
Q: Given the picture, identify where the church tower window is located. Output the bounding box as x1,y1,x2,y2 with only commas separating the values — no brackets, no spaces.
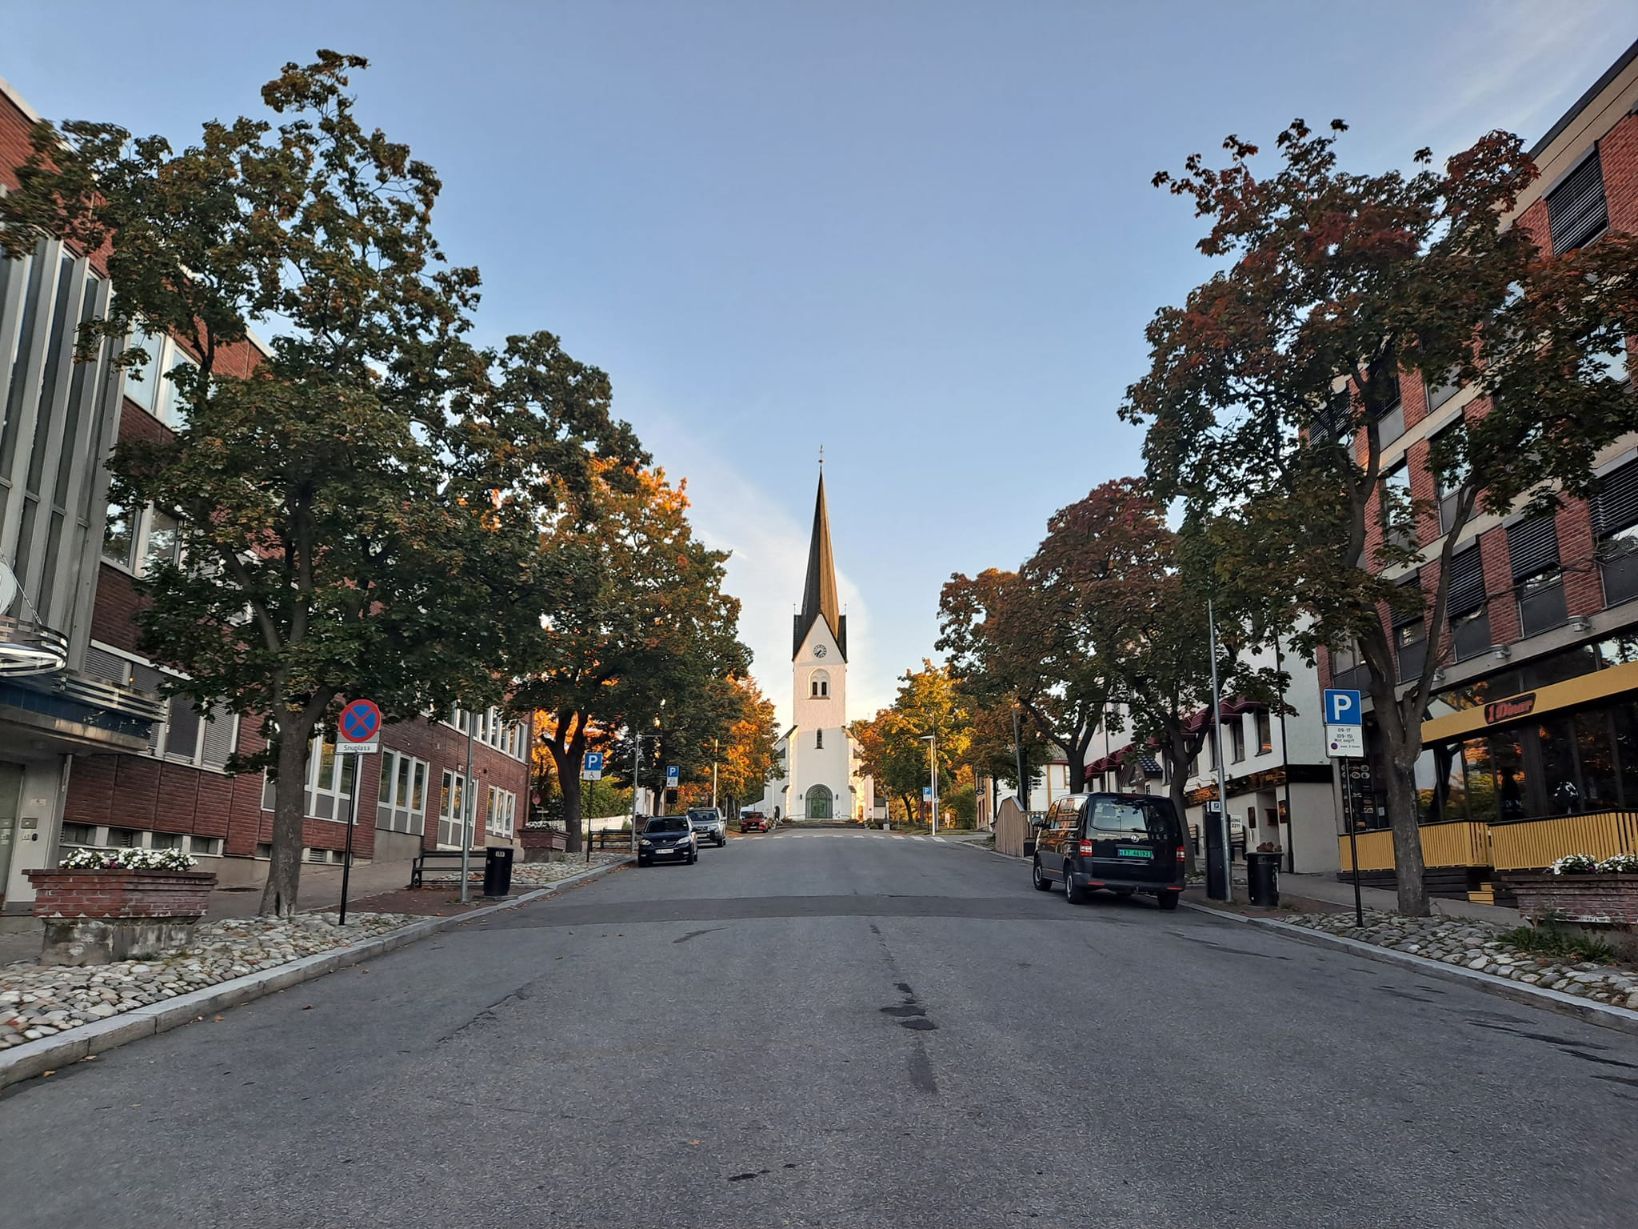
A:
810,669,829,698
816,729,823,749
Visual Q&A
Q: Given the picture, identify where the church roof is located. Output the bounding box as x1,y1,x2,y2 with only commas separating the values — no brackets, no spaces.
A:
794,470,847,660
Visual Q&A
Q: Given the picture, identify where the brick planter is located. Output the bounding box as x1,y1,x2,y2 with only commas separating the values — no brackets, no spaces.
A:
23,869,216,966
1505,873,1638,926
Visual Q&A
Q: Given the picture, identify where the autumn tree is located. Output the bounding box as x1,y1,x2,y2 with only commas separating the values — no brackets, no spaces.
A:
514,464,748,848
715,676,779,819
1125,120,1638,914
851,662,973,824
0,54,633,914
938,568,1108,794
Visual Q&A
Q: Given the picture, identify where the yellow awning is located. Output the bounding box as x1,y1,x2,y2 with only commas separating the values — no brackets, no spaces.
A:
1421,659,1638,744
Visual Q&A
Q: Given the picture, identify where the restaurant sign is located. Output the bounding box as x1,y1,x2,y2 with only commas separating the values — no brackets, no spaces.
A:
1483,692,1537,725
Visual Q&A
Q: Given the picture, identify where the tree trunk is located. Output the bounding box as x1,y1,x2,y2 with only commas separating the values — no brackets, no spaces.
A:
1165,727,1200,877
261,714,317,918
1067,745,1087,794
1378,711,1430,917
550,738,584,854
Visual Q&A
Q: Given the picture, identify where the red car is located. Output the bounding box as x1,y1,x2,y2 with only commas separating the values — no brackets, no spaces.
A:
739,811,769,833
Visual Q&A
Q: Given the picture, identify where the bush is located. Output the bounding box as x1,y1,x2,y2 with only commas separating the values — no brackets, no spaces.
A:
1498,919,1619,965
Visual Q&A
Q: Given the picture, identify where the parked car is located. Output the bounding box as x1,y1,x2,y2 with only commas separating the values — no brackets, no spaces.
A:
638,815,698,866
1030,792,1185,909
739,810,769,833
687,808,727,847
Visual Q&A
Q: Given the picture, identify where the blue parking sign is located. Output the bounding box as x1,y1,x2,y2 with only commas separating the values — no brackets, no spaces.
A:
581,751,604,781
1323,689,1362,726
665,765,680,785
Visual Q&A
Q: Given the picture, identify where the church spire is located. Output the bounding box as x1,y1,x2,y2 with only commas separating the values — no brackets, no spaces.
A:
794,465,846,660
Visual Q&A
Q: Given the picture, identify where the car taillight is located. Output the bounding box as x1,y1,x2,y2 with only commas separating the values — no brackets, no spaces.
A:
1078,839,1095,857
1176,846,1186,863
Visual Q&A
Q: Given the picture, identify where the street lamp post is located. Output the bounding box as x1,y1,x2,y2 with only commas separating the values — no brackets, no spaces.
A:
1207,597,1234,903
459,705,477,904
920,733,938,836
1011,704,1028,817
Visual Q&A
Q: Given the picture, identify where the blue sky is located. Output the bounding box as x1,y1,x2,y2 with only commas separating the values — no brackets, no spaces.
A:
6,1,1634,722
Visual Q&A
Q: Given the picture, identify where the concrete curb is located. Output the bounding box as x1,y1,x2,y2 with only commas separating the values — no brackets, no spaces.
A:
1180,898,1638,1038
0,856,631,1092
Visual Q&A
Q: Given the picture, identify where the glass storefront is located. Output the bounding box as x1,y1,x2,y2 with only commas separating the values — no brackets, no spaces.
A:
1419,693,1638,823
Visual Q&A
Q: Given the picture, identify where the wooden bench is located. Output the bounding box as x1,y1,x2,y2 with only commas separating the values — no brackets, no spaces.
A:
410,849,478,887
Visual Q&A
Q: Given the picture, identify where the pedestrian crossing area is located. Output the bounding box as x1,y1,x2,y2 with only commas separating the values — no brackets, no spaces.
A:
769,832,955,842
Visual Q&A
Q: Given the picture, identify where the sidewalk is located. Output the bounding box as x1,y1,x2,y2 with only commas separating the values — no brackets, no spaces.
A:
0,854,423,966
1274,870,1523,927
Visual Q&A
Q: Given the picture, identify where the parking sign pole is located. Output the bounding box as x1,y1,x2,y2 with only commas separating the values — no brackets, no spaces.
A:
1206,597,1233,903
1344,766,1363,926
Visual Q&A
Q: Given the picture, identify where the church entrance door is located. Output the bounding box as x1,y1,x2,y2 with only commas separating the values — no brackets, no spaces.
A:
805,785,832,820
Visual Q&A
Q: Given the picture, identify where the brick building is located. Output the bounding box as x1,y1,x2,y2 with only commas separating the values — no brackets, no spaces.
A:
0,74,529,908
1319,41,1638,892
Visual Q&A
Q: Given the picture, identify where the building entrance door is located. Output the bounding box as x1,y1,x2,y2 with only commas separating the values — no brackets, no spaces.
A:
805,785,832,820
0,763,24,900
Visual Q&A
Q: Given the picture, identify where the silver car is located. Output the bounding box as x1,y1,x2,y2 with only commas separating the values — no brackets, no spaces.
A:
687,808,727,847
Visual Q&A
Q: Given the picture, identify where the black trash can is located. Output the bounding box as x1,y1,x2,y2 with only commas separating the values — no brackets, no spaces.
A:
1203,809,1230,901
483,846,515,898
1246,851,1280,908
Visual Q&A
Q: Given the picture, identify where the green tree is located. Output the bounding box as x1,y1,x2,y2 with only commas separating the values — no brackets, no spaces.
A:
852,662,972,824
938,568,1108,793
1,53,632,915
1125,120,1638,914
515,464,748,846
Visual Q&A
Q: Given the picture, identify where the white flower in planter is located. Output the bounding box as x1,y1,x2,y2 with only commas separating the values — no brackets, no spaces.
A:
59,846,198,872
1548,853,1601,876
1598,852,1638,874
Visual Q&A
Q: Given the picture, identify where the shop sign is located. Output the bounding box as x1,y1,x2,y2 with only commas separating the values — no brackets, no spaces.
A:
1483,692,1537,725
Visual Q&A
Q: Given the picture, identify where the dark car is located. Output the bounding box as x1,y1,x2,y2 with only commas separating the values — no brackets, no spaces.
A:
687,808,727,847
738,811,769,833
1030,792,1185,909
638,815,698,866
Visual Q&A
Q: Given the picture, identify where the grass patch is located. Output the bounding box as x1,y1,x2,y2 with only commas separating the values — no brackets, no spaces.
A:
1498,920,1620,965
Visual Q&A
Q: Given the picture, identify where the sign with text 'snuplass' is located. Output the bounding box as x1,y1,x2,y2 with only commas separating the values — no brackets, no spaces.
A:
336,698,381,754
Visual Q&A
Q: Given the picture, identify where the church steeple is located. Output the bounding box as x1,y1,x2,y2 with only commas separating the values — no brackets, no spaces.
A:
794,466,846,660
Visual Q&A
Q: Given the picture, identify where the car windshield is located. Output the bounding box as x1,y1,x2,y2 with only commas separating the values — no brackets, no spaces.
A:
688,811,718,822
644,817,690,834
1089,797,1182,842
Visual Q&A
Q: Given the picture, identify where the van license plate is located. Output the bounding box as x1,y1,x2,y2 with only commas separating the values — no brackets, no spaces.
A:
1118,848,1153,860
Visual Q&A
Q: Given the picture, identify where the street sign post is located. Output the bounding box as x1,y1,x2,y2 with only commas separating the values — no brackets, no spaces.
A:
334,698,381,925
1323,688,1366,926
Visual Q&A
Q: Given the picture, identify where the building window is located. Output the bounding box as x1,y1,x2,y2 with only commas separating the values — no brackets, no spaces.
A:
1546,147,1607,254
1255,710,1273,755
376,750,429,836
810,669,829,699
816,729,823,750
486,786,516,837
1509,515,1566,638
437,770,475,849
1368,353,1404,443
261,736,357,821
60,822,96,847
143,509,180,573
1229,718,1246,763
1592,461,1638,605
1431,428,1471,536
1381,463,1414,549
102,499,139,567
1424,368,1463,414
447,706,526,759
1445,546,1489,662
1396,616,1427,683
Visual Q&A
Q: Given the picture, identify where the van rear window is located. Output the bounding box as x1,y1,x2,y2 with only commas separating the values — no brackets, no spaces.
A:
1090,799,1181,842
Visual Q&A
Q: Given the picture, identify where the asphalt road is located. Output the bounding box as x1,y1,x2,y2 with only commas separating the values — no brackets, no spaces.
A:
2,831,1635,1228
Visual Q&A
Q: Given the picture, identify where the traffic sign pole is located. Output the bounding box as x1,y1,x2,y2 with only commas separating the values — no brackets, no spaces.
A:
338,752,358,926
1344,765,1363,927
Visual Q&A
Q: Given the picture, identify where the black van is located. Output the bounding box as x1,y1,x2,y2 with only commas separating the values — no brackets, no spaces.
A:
1030,792,1185,909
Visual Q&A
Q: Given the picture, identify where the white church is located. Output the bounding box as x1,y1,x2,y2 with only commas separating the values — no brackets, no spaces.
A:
753,469,874,822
